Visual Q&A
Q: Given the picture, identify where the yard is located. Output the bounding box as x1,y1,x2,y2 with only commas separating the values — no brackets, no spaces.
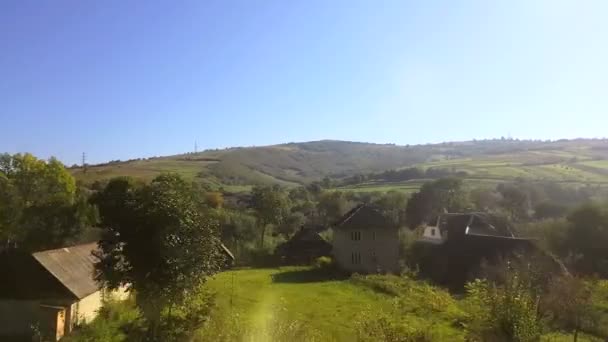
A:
196,267,465,341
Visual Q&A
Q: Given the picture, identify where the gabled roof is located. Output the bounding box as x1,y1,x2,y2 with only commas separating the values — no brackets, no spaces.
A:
32,243,99,299
333,204,394,230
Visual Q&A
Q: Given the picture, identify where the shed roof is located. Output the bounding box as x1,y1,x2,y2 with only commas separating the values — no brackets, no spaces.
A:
32,243,99,300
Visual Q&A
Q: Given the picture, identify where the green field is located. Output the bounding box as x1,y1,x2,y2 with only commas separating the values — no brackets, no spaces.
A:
197,267,464,341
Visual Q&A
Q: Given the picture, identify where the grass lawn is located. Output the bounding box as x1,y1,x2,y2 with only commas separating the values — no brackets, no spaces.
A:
198,267,464,341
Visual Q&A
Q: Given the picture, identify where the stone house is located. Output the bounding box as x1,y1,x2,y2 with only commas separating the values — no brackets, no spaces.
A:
0,243,128,341
332,204,399,273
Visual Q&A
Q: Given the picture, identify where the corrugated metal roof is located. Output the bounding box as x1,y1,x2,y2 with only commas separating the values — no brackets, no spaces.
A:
32,243,99,299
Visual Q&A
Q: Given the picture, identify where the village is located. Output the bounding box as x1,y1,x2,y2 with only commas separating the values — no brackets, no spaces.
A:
0,200,568,340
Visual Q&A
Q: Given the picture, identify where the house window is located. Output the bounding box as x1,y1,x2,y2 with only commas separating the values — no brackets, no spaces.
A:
431,228,436,237
351,231,361,241
351,252,361,265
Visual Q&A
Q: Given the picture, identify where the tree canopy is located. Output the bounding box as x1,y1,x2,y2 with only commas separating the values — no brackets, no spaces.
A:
92,174,224,338
0,153,95,251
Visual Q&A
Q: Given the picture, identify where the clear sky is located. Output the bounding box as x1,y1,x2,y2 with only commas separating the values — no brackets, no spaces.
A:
1,0,607,164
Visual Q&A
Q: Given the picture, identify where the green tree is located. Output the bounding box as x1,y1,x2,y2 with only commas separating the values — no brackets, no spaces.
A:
564,203,608,276
276,211,306,239
0,153,94,251
497,183,529,221
543,275,599,342
317,191,351,225
92,174,223,339
250,185,290,248
374,190,408,226
405,178,468,229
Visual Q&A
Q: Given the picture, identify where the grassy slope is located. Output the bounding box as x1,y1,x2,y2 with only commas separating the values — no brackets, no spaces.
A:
71,139,608,192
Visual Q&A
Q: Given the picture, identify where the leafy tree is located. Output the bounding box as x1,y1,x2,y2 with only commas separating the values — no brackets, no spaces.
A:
250,185,290,248
497,183,529,221
317,191,351,225
534,201,567,220
564,203,608,276
0,153,95,251
543,275,599,342
373,191,408,226
405,178,468,229
92,174,223,339
216,210,257,258
276,211,305,239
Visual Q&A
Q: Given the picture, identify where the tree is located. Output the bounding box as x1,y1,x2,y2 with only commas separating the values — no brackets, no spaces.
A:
317,191,351,225
497,183,529,221
0,153,94,251
92,174,223,339
405,178,468,229
373,191,408,226
250,185,290,248
534,202,567,220
543,275,599,342
564,203,608,276
276,211,305,239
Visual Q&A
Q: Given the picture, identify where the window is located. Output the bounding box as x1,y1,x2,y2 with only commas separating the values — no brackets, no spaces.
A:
431,228,436,237
351,252,361,265
351,231,361,241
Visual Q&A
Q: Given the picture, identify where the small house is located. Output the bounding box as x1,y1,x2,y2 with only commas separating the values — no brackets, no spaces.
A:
332,204,399,273
275,227,332,265
0,243,128,341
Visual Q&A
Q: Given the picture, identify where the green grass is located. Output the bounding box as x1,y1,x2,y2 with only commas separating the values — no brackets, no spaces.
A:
198,267,464,341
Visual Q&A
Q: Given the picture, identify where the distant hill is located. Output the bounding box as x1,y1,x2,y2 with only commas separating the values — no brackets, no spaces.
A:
71,139,608,192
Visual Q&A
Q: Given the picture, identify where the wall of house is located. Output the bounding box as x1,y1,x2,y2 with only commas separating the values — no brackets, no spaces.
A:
333,227,399,273
0,299,41,336
70,290,103,327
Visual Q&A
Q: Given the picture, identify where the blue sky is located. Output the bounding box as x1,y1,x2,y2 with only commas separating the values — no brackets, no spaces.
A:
1,0,607,164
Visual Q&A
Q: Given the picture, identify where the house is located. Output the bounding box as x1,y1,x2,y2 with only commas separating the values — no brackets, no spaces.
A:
332,204,399,273
419,212,520,245
0,243,128,341
275,227,332,265
414,213,544,290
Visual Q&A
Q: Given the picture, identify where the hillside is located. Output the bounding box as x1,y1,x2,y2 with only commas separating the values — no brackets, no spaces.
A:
71,139,608,192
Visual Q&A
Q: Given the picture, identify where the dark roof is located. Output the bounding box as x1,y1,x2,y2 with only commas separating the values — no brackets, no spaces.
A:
32,243,99,299
289,227,328,243
438,213,521,239
334,204,393,230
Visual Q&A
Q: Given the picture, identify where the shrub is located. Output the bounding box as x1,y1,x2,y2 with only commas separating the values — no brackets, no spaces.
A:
356,309,434,342
313,256,333,270
464,277,542,342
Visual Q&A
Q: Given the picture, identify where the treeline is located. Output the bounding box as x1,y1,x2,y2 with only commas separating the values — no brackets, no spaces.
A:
337,167,468,186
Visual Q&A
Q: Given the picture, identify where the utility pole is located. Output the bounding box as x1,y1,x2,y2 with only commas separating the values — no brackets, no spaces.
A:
82,152,87,173
194,140,198,154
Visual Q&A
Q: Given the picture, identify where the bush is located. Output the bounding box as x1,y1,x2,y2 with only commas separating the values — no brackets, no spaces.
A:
313,256,333,270
356,309,434,342
464,277,542,342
